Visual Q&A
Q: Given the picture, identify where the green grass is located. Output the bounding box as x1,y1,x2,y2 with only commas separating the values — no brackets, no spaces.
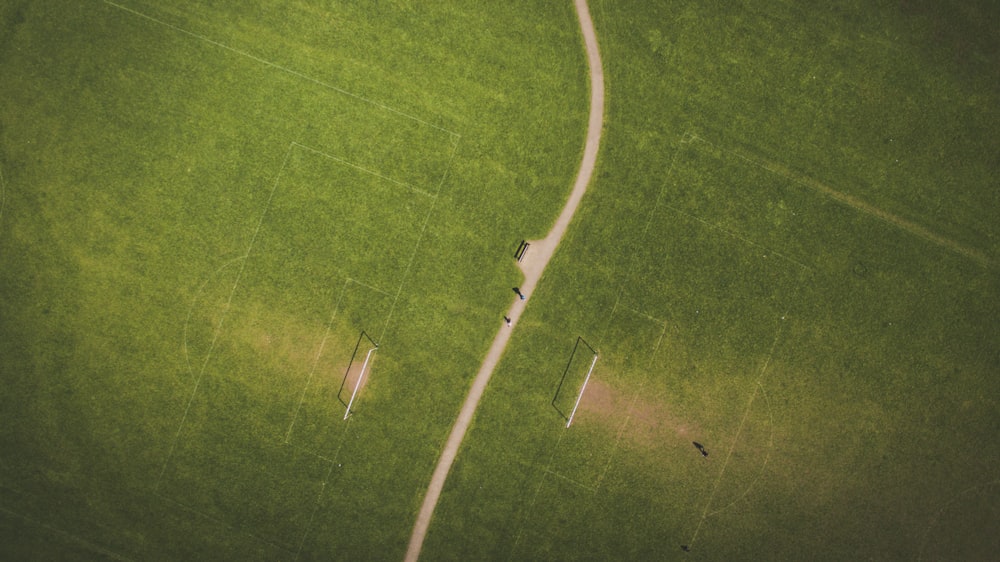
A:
0,0,586,559
422,0,1000,560
2,0,999,560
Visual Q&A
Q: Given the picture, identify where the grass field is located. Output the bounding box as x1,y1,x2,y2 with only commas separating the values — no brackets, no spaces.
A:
421,0,1000,560
2,0,999,560
0,0,586,559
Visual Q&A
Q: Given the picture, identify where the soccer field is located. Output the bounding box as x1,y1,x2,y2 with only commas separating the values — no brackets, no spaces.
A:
0,0,586,559
2,0,999,560
421,0,1000,560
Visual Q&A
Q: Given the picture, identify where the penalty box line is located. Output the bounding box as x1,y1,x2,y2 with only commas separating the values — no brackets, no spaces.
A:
0,163,6,227
154,491,297,557
291,142,439,199
0,504,135,562
591,306,668,494
101,0,460,138
686,311,786,551
687,134,993,269
155,144,292,491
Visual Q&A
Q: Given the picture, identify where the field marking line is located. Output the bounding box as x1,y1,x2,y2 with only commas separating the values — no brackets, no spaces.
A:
508,430,568,561
181,256,245,382
154,492,297,555
101,0,459,138
293,415,356,561
592,313,668,493
155,144,292,490
0,505,135,561
290,141,436,199
346,276,395,299
565,353,599,428
916,478,1000,561
342,346,377,419
688,135,994,268
543,467,597,493
0,163,6,227
432,132,463,198
406,3,604,559
705,380,775,518
379,137,460,345
641,134,687,237
293,454,338,560
285,278,351,443
686,314,784,550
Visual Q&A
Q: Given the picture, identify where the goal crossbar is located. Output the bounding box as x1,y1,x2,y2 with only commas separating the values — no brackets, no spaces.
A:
565,353,599,428
344,346,377,420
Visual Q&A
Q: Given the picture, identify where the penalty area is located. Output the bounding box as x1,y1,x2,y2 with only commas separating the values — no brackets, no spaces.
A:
338,330,380,420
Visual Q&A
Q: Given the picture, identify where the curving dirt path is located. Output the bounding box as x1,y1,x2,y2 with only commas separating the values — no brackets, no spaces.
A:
403,1,604,560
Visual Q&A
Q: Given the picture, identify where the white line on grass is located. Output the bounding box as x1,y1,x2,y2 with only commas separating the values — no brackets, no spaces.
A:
0,506,135,561
686,314,785,550
346,276,395,298
155,492,296,556
508,430,567,561
101,1,460,138
290,141,436,199
293,455,338,560
433,133,463,197
542,468,597,493
378,136,459,345
0,163,6,227
705,380,775,518
155,144,292,490
285,278,351,443
916,478,1000,561
181,256,245,382
592,313,667,493
294,416,355,562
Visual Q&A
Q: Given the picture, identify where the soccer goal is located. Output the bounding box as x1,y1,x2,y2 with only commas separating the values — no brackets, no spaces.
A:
551,336,599,428
566,353,599,428
338,330,379,420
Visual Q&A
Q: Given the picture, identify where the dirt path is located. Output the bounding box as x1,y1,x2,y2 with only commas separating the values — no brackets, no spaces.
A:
403,1,604,560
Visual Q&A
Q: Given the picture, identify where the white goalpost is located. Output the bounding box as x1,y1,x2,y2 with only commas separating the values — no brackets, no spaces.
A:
344,345,377,420
565,353,599,428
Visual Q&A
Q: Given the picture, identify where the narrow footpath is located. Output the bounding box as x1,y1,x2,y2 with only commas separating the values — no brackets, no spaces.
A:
403,1,604,559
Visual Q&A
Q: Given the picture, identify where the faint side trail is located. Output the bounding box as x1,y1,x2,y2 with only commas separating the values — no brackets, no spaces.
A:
403,1,604,560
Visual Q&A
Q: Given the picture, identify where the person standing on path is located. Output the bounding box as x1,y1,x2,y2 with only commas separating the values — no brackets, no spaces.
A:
404,1,604,559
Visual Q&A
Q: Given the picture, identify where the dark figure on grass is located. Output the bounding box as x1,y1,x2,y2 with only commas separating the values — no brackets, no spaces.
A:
513,287,526,300
693,442,708,457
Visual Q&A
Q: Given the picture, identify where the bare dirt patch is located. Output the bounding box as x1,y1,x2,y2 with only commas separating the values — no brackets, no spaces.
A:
578,379,701,448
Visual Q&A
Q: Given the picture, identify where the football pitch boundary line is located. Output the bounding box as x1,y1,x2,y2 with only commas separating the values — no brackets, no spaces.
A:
685,314,785,551
181,256,245,382
512,304,666,551
155,145,291,490
291,141,439,199
591,306,668,493
101,0,461,139
155,492,298,556
285,278,351,444
0,163,6,227
508,430,568,561
0,505,135,561
916,478,1000,561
